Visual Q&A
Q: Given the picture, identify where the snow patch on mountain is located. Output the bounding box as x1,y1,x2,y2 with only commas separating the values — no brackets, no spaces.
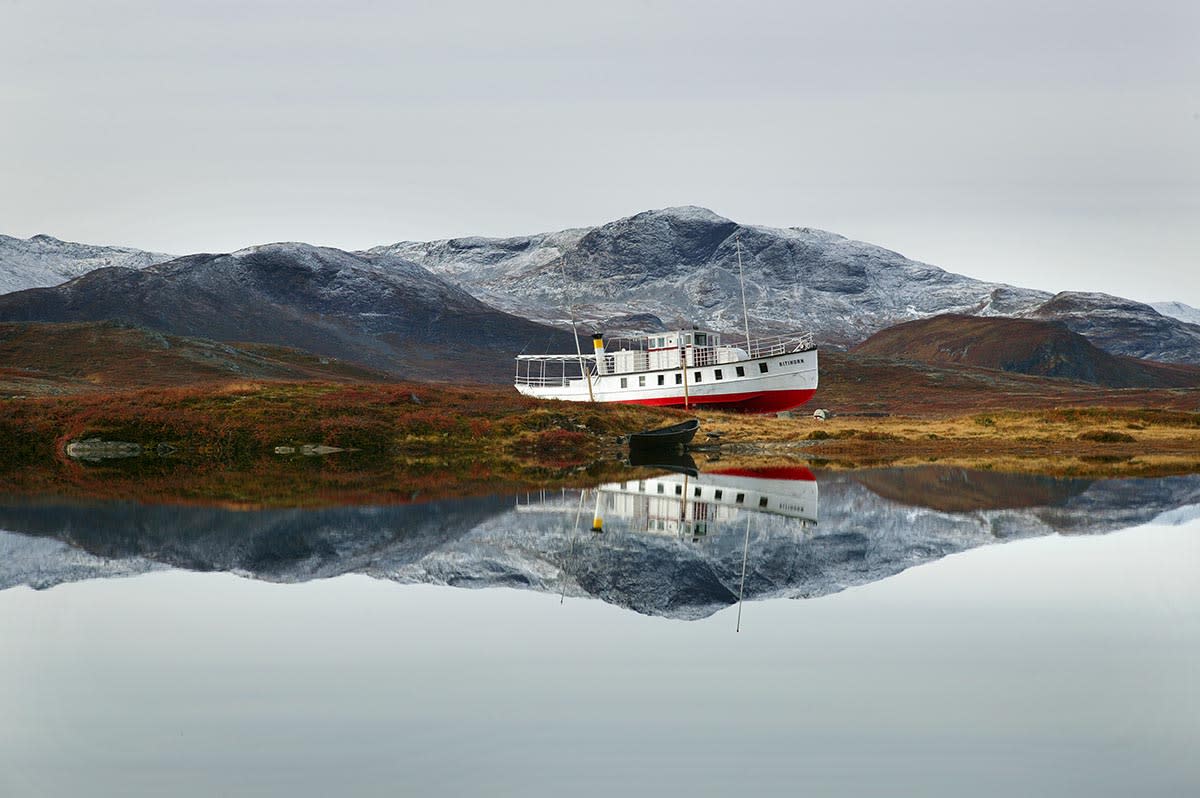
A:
0,234,170,295
1152,301,1200,326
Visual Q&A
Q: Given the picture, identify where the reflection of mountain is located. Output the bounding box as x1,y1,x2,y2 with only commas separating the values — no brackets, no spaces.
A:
1,467,1198,619
0,494,511,585
851,467,1092,513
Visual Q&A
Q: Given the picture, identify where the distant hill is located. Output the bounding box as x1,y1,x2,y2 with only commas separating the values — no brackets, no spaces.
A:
0,234,170,294
0,321,390,395
0,244,575,383
851,314,1200,388
1018,292,1200,366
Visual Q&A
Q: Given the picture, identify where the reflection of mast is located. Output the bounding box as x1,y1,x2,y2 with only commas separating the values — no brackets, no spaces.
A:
736,513,751,633
680,471,689,531
562,489,585,605
591,487,604,534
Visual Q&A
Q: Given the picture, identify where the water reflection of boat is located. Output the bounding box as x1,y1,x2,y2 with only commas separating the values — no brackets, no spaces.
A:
595,467,819,540
518,465,819,542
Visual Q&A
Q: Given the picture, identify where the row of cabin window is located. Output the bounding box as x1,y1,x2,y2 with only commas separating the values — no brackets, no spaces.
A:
630,481,771,508
618,361,770,389
619,360,768,386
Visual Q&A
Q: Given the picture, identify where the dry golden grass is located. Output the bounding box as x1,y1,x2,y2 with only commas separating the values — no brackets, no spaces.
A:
687,406,1200,477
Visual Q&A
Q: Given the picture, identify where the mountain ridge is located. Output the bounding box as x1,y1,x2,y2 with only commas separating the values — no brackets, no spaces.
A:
0,243,575,382
4,208,1198,366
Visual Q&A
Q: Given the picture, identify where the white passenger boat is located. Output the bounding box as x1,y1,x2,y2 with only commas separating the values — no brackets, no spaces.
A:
515,328,818,413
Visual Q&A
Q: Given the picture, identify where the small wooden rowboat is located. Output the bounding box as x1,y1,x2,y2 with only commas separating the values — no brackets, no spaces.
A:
626,418,700,450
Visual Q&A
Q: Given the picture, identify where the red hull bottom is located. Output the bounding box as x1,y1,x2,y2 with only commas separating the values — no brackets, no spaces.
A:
617,388,817,414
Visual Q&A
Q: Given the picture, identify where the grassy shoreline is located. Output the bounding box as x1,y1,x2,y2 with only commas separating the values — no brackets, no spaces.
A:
1,381,1198,507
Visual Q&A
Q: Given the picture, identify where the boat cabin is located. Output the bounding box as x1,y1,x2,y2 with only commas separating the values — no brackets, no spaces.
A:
598,329,747,375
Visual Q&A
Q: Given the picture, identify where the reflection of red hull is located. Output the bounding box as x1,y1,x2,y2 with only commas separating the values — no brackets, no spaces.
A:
708,466,817,481
618,388,816,414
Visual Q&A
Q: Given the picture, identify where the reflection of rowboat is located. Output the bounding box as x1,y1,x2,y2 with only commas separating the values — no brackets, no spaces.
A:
626,419,699,451
626,449,698,474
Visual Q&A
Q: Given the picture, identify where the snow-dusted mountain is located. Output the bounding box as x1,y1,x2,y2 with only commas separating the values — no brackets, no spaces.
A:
0,233,170,294
369,206,1200,364
4,209,1198,365
1152,301,1200,326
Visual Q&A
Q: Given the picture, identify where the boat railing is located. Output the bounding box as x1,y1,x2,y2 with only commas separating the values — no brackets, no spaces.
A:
515,373,574,387
717,330,816,360
514,353,595,387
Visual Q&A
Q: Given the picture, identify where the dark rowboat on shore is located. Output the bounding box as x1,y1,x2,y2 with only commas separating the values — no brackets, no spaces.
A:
626,419,700,450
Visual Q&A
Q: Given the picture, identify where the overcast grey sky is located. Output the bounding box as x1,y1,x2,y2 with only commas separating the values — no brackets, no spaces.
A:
2,0,1198,305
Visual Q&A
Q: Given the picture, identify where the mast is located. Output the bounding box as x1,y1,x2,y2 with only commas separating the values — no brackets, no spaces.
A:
735,234,752,352
560,256,595,402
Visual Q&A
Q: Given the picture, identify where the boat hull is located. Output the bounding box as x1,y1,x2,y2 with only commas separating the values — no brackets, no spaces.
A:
620,387,816,413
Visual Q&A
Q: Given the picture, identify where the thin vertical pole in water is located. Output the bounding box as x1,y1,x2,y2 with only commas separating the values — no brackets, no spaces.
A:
562,488,585,605
736,512,751,633
560,257,595,402
736,234,752,353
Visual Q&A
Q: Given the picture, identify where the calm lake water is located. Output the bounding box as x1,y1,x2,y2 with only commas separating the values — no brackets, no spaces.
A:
1,465,1197,797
